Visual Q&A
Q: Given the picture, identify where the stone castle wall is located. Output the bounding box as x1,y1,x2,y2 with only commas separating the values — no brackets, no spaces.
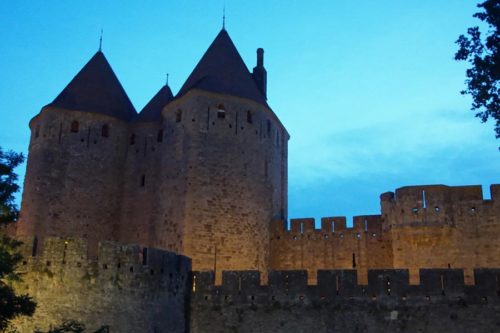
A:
270,184,500,285
153,90,288,283
190,269,500,333
11,236,191,333
16,107,130,254
382,184,500,284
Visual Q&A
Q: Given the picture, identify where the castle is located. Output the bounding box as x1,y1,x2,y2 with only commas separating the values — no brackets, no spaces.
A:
7,27,500,332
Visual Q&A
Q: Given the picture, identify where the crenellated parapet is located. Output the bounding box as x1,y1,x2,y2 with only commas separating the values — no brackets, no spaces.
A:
380,184,500,229
192,268,500,304
269,216,392,284
11,237,191,333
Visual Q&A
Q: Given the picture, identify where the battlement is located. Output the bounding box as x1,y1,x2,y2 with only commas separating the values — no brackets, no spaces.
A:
15,236,191,289
271,215,383,238
381,184,500,204
192,269,500,304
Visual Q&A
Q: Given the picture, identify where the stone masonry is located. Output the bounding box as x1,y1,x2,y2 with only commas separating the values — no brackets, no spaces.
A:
5,27,500,332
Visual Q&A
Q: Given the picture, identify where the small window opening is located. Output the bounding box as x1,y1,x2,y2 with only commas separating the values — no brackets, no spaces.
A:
412,207,418,214
35,125,40,138
331,221,335,233
324,234,329,240
364,218,368,231
247,110,253,123
70,121,79,133
267,119,271,136
101,124,109,138
142,248,148,265
140,175,146,187
352,253,356,268
32,236,38,257
300,222,304,234
130,266,134,272
217,104,226,118
157,129,163,142
356,233,361,239
422,190,427,208
339,233,344,239
470,207,476,213
130,134,136,145
176,109,182,123
435,206,440,213
192,275,197,292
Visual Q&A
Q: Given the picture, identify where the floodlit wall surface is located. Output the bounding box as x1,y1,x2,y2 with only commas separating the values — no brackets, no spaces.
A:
11,237,191,333
270,184,500,285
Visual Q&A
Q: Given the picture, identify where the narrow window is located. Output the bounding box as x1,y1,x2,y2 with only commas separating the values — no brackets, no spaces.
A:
217,104,226,119
157,129,163,143
70,121,79,133
364,218,368,231
267,119,271,136
352,253,356,268
142,248,148,265
300,222,304,234
422,190,427,208
176,109,182,123
101,124,109,138
32,236,38,257
331,221,335,233
140,175,146,187
35,125,40,138
130,134,136,145
246,110,253,124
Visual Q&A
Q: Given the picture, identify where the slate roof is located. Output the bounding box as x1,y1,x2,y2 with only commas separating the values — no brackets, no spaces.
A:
136,85,174,122
47,51,137,121
176,29,267,106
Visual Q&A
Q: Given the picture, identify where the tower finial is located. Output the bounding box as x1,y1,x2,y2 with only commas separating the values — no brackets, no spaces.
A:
222,5,226,30
99,28,103,52
166,73,169,86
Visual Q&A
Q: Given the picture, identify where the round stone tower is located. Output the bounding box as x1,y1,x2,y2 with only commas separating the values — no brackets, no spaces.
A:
158,29,289,281
16,50,136,253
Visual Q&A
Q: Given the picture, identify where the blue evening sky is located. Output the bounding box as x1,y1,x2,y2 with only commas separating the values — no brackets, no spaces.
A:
0,1,498,226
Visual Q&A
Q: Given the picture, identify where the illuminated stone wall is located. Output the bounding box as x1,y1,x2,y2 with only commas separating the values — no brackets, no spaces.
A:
16,107,129,255
270,184,500,285
155,90,288,283
11,237,191,333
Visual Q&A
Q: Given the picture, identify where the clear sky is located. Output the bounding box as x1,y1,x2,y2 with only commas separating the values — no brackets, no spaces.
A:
0,1,498,226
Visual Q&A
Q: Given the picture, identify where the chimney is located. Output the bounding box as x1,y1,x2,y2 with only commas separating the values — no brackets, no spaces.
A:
252,48,267,99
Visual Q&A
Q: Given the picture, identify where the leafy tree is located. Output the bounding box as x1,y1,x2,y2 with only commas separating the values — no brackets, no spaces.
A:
0,147,36,332
455,0,500,140
0,148,24,225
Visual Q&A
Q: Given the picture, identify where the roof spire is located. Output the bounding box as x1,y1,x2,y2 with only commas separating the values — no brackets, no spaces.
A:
99,28,103,52
222,5,226,30
166,73,169,86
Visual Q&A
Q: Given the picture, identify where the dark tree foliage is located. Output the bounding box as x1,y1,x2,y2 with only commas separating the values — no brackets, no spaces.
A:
455,0,500,140
0,147,36,332
34,321,109,333
0,148,24,225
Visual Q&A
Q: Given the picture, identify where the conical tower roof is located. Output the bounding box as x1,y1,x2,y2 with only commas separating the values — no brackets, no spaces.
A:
47,51,137,121
136,84,174,122
177,29,267,106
